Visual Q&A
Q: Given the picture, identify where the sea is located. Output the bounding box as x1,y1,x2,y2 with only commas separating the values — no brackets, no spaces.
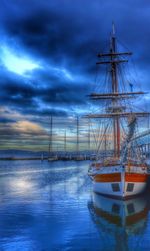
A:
0,160,150,251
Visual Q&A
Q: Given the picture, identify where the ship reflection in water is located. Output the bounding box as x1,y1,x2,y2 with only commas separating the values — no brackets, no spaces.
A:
88,193,149,250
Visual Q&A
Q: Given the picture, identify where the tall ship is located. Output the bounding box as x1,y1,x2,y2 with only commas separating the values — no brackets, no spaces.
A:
87,24,149,199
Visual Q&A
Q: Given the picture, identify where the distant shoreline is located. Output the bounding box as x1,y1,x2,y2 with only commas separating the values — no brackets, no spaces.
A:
0,157,47,161
0,156,92,161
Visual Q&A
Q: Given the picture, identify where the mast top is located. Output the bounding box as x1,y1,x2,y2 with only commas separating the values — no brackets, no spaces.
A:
112,22,116,38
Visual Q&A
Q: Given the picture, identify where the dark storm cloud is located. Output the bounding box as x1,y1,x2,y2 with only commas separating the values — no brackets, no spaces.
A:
17,105,68,118
0,66,89,117
0,0,150,84
0,72,36,109
0,117,16,123
1,0,150,67
0,0,105,74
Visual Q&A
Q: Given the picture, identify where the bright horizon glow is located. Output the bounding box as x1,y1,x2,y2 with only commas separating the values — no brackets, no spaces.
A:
1,46,40,76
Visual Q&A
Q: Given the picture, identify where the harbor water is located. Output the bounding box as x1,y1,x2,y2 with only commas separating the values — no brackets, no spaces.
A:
0,160,150,251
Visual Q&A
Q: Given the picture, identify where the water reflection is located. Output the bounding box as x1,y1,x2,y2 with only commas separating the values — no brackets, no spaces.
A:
88,193,149,250
1,160,150,250
0,160,92,251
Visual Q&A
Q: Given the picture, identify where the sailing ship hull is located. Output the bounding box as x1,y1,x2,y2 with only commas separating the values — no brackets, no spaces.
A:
92,172,148,199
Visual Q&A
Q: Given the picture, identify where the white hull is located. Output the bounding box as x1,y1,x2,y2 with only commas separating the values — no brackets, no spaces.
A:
93,179,147,198
89,167,148,199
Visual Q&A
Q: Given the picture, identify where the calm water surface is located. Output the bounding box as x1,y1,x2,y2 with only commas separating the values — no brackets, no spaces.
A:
0,160,150,251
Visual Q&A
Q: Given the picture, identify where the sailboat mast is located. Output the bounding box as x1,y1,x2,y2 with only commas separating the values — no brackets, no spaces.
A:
48,116,53,157
111,24,120,158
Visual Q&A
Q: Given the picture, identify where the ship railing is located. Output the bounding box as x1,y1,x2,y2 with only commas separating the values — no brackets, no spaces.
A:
124,165,147,173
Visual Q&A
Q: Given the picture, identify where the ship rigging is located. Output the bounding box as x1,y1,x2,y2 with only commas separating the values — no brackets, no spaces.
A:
87,24,150,198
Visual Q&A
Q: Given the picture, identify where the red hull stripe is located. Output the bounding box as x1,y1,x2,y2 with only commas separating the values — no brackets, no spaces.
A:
94,173,121,182
125,173,148,182
94,172,148,183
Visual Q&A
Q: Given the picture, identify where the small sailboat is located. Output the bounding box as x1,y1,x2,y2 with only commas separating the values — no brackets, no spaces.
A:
87,24,149,199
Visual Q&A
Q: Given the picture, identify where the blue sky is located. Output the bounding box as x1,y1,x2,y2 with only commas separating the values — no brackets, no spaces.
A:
0,0,150,150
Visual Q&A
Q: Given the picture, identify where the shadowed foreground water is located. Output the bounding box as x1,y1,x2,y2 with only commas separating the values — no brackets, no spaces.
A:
0,160,150,251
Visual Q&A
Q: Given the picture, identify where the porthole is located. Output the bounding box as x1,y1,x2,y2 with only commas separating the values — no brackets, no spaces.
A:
126,183,134,192
111,183,120,192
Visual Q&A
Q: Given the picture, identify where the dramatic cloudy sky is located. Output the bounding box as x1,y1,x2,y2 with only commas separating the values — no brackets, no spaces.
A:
0,0,150,151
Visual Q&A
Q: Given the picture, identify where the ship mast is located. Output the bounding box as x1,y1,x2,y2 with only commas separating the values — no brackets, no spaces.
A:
111,23,120,158
86,24,149,159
